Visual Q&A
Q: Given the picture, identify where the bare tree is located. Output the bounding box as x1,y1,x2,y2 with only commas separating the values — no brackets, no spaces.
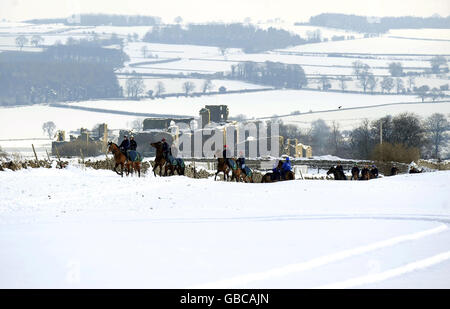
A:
425,113,449,159
352,61,372,93
174,16,183,24
126,74,145,98
141,46,149,58
381,76,394,93
328,121,344,156
202,79,214,93
407,76,415,91
319,75,331,91
415,85,430,102
42,121,56,139
182,81,196,96
218,46,228,57
338,75,347,91
395,78,405,94
367,75,378,94
15,35,28,51
30,35,44,47
430,56,448,74
155,81,165,97
130,118,144,132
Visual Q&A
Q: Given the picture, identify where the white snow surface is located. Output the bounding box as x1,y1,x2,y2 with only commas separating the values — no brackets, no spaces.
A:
0,167,449,288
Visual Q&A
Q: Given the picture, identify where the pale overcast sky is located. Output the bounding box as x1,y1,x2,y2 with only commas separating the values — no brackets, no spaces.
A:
1,0,449,23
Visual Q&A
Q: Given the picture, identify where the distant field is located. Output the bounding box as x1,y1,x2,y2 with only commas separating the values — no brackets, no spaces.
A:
278,37,450,55
117,77,267,94
65,90,419,118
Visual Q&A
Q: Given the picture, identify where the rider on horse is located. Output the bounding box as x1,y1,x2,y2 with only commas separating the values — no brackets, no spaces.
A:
119,135,130,155
351,163,360,180
223,145,233,169
129,136,137,151
336,161,345,179
162,138,171,160
237,151,250,176
361,164,370,180
370,164,379,178
281,157,292,180
272,160,281,181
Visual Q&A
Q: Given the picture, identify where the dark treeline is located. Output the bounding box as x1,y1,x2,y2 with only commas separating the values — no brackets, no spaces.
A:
277,113,449,161
143,24,305,53
26,14,161,26
230,61,308,89
229,61,308,88
0,42,127,106
306,13,450,33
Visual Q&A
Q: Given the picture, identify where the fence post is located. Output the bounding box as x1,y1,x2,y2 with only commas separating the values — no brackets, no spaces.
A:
32,144,39,164
80,148,85,164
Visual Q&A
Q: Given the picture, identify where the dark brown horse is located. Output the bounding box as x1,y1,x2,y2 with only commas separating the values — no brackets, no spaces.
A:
150,141,167,177
327,166,347,180
228,158,241,182
108,142,127,177
215,158,231,181
239,167,253,183
126,153,142,177
350,167,360,180
261,160,294,183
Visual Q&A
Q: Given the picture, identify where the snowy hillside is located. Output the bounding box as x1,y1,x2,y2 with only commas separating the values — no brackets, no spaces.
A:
0,167,449,288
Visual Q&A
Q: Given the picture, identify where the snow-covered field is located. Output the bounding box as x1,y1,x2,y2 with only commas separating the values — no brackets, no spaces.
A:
118,77,266,94
279,37,450,55
388,28,450,41
66,90,420,118
0,167,449,288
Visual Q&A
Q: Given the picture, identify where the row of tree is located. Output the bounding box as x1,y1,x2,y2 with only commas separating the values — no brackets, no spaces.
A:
125,75,221,98
143,23,306,53
307,13,450,33
229,61,308,89
277,113,449,161
0,41,126,106
26,14,162,26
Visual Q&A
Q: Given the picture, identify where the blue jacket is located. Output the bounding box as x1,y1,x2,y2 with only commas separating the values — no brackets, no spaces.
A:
282,161,292,172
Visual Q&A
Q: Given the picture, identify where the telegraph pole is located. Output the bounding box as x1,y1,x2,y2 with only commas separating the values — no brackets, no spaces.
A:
380,121,383,145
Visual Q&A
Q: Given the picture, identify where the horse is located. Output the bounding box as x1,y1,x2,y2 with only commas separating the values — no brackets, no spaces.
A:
107,142,127,177
125,150,143,177
150,141,167,177
239,166,254,183
261,160,294,183
327,166,347,180
228,158,242,182
409,167,423,174
360,168,376,180
164,157,185,176
350,167,360,180
215,158,230,181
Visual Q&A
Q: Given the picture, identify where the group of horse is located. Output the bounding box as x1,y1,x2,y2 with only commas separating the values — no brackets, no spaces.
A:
326,166,378,181
108,141,296,183
109,141,387,183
